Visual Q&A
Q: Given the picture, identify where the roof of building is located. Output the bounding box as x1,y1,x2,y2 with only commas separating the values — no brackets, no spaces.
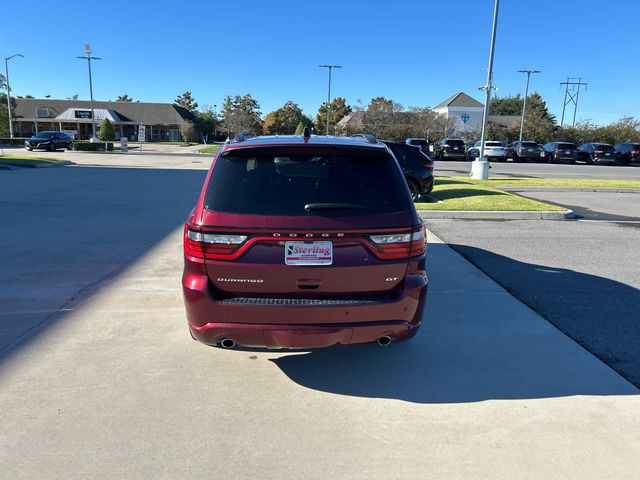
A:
13,98,197,125
434,92,484,109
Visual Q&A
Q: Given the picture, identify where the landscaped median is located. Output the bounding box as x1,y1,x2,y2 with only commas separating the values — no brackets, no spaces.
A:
416,177,572,219
0,155,73,168
197,145,221,154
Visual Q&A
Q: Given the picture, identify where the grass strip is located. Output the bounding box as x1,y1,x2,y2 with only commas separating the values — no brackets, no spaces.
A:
454,176,640,189
416,178,565,211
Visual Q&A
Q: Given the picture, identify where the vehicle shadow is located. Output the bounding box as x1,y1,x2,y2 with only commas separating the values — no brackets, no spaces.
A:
271,243,639,403
0,165,206,362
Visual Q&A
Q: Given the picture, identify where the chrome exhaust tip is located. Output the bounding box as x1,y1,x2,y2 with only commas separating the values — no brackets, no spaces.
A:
219,338,237,349
377,336,392,346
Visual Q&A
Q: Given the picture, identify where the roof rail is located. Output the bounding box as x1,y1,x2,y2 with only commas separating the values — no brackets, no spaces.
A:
232,132,250,143
350,134,378,144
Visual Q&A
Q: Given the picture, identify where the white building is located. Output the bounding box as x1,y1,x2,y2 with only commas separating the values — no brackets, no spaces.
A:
433,92,484,132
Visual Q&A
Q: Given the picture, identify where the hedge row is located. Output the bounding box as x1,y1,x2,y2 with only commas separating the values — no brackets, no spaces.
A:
72,141,114,151
0,137,28,146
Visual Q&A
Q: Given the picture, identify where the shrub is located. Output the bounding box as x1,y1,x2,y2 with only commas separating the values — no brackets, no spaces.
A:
98,119,116,141
72,141,114,151
0,137,28,146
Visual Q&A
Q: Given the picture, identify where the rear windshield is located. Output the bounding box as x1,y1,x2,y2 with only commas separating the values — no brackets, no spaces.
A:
33,132,55,139
205,146,409,216
408,139,428,147
445,139,465,147
595,145,614,152
486,142,502,147
557,143,577,149
521,142,538,147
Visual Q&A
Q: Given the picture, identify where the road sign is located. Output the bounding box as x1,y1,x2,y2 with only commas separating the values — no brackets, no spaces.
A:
138,125,146,142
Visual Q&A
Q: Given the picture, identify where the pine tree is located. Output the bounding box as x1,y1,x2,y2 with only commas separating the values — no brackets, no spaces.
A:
98,118,116,141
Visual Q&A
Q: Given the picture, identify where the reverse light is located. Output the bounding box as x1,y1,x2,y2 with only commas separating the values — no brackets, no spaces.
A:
187,230,247,244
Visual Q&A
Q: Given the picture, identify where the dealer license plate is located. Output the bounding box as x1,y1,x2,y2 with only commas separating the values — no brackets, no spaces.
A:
285,241,333,266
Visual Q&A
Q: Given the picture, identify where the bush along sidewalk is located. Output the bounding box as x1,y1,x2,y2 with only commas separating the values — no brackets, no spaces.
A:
72,141,114,151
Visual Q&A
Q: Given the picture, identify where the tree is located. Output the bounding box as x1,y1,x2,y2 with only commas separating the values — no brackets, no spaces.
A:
263,101,312,135
174,91,199,113
294,121,306,135
0,73,5,92
98,118,116,141
180,120,197,142
221,94,262,135
489,95,523,115
195,105,219,140
116,94,133,102
316,97,352,134
503,92,556,142
66,94,79,101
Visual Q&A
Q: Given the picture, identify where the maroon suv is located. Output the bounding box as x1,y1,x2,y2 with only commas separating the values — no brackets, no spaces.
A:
182,134,428,349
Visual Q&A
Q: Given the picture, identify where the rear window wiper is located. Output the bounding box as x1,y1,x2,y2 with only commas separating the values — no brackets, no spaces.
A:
304,203,366,211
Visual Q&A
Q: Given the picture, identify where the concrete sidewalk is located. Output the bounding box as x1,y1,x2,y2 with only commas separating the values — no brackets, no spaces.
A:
1,227,638,479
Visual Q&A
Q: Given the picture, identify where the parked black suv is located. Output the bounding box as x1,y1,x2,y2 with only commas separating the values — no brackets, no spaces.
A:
614,143,640,165
541,142,578,163
506,141,542,162
577,143,616,164
434,138,466,160
382,140,434,200
25,131,73,151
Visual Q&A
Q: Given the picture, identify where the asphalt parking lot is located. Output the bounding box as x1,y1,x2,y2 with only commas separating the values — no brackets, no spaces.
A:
1,159,640,479
435,159,640,180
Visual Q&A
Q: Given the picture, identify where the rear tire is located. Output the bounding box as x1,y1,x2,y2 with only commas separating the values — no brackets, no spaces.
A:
407,179,420,202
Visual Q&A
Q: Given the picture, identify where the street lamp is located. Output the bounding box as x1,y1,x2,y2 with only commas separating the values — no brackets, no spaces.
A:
4,53,23,138
77,44,101,141
517,69,541,142
319,64,342,135
472,0,500,180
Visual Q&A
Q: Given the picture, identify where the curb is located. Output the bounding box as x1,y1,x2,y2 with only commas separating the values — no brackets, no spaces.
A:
500,186,640,194
418,209,574,220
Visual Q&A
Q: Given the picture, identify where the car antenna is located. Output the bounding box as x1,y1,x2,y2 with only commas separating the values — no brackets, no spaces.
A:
302,126,311,143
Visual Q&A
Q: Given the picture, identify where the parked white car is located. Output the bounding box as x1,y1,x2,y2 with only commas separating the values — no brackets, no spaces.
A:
467,141,507,161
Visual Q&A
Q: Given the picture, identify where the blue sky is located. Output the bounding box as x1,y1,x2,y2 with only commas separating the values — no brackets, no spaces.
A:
2,0,638,124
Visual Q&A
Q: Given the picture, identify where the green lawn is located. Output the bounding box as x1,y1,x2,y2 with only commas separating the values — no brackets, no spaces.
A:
0,155,69,167
457,177,640,189
198,145,222,154
416,178,565,211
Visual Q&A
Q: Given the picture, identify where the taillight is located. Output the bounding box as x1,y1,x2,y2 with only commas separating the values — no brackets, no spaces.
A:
593,150,603,155
368,226,426,259
442,144,450,148
630,149,639,155
184,224,247,260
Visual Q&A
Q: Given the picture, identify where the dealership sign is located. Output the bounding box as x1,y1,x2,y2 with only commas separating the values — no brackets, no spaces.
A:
74,110,93,119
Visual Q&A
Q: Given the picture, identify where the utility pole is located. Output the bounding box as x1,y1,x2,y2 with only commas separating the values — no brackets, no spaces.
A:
560,78,587,127
77,44,101,141
319,64,342,135
472,0,500,180
517,69,541,141
4,53,24,138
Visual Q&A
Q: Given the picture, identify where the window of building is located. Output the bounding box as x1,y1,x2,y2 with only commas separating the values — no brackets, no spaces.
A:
36,108,49,118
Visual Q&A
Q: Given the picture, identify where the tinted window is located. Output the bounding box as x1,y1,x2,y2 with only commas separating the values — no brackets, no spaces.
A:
557,143,576,149
205,146,409,216
521,142,538,147
408,139,428,148
34,132,54,139
445,139,465,147
486,141,502,147
595,145,614,152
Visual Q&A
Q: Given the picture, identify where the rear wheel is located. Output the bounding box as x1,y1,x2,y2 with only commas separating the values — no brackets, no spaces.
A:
407,179,420,201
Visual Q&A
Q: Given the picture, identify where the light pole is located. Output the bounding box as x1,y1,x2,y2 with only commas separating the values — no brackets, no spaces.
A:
4,53,23,138
517,69,541,141
319,64,342,135
472,0,500,180
77,44,101,141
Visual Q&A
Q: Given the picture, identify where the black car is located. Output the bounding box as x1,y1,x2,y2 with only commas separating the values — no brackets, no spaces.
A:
434,138,466,160
541,141,578,163
506,141,542,162
405,138,429,152
614,143,640,165
25,131,73,151
577,143,617,164
382,140,434,201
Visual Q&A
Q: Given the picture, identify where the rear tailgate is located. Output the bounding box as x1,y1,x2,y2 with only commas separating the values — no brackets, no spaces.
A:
191,143,424,297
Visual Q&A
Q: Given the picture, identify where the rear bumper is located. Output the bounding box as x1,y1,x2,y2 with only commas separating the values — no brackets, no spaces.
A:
183,260,428,349
443,151,466,159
